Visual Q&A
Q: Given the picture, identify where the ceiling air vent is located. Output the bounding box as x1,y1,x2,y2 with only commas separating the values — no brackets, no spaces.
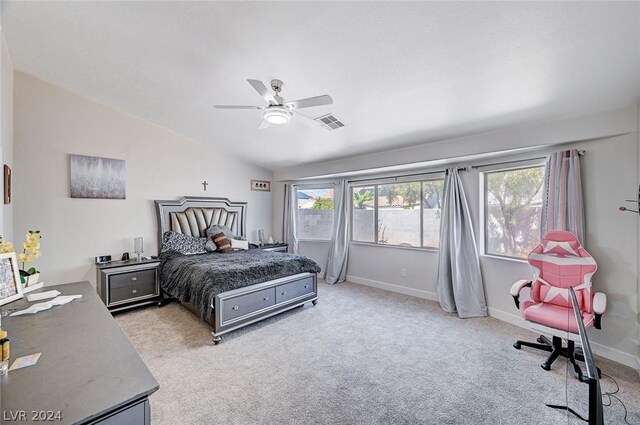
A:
315,114,345,130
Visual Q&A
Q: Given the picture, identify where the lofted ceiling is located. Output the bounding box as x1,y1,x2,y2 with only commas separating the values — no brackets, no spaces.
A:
2,1,639,170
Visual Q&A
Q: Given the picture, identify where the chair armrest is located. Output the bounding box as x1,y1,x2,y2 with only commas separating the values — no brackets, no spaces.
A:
511,280,532,297
593,292,606,329
510,279,532,309
592,292,606,314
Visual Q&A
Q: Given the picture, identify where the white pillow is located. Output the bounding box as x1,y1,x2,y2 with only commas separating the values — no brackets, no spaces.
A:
231,239,249,250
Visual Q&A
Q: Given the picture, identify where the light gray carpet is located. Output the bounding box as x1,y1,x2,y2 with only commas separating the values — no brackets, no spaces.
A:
116,281,640,425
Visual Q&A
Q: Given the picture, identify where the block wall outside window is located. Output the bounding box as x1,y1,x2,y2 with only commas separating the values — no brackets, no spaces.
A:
296,188,335,240
351,180,444,249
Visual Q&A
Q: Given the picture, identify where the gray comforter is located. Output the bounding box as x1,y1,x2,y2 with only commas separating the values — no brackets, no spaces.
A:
159,249,321,321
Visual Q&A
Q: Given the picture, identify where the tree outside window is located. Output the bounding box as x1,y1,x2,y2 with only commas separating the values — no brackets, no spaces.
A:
484,166,545,258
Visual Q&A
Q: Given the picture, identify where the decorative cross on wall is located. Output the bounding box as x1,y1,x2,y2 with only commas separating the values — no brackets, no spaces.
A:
202,181,208,191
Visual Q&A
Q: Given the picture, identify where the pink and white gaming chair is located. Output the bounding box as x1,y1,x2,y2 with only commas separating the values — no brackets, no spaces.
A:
511,230,607,374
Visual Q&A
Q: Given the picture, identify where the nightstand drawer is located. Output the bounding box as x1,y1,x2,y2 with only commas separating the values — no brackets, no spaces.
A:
109,269,157,304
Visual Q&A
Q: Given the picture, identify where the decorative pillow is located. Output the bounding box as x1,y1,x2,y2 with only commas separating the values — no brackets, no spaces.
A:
231,239,249,250
204,238,217,252
205,225,235,252
212,232,232,253
161,231,207,254
542,240,579,256
206,225,235,240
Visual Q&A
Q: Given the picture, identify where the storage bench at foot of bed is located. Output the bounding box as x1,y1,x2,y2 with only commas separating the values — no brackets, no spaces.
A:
212,272,318,343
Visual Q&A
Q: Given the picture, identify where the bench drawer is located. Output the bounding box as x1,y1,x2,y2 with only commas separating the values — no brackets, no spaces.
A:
275,276,315,304
222,287,276,322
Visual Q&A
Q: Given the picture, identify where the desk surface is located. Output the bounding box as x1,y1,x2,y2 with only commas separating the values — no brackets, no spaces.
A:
0,281,159,424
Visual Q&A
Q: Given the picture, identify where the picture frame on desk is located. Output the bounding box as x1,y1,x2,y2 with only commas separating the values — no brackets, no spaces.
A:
0,252,23,306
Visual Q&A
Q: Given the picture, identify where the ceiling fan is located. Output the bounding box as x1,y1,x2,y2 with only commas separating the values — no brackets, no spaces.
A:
214,79,333,129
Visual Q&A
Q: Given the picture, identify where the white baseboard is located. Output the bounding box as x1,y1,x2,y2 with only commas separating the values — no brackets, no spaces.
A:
487,307,528,327
589,344,640,371
345,276,638,370
346,275,438,302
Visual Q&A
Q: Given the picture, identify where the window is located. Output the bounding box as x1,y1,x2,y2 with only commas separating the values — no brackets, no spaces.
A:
351,185,375,242
483,165,545,259
351,179,444,248
378,182,420,246
422,180,445,248
296,187,334,240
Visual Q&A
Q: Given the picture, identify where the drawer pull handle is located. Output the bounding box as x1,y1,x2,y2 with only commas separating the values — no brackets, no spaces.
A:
232,305,239,311
304,285,309,289
131,277,138,281
263,297,270,301
132,289,137,294
281,291,286,295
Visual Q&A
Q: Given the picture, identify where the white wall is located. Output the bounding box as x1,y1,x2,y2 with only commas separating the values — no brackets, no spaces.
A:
0,30,13,241
274,107,640,368
276,107,637,182
14,72,273,287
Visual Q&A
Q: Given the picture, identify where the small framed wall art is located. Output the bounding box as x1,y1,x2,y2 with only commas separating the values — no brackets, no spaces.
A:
251,179,271,192
0,252,23,306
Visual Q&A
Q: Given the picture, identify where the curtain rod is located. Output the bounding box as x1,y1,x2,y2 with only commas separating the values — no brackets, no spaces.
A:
348,167,467,184
470,149,585,171
338,149,585,185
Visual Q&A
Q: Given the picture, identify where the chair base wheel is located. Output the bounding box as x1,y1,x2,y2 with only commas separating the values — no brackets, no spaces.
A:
513,342,521,349
541,362,551,371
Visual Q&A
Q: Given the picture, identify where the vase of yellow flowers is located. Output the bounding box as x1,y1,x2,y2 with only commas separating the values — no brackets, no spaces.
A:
17,230,42,286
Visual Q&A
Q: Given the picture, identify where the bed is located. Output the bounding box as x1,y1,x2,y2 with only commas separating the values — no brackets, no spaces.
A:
154,196,320,344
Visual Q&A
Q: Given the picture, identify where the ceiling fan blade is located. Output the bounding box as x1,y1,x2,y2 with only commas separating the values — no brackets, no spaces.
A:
257,119,270,130
247,79,277,104
213,105,262,109
292,111,323,128
285,95,333,110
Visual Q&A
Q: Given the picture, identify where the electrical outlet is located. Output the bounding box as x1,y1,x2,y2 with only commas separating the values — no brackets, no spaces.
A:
401,268,407,277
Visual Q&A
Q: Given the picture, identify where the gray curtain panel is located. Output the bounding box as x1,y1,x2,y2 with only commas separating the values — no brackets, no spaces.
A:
541,149,585,244
283,184,299,254
436,168,487,318
325,180,349,284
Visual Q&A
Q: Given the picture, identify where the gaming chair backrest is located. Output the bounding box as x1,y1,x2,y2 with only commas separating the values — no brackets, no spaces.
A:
527,230,597,314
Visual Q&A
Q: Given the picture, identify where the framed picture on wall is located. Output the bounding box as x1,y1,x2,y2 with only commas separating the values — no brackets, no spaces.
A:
4,164,11,205
251,179,271,192
0,252,23,306
69,154,126,199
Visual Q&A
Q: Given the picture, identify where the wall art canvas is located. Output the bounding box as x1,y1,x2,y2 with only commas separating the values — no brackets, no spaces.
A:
70,154,126,199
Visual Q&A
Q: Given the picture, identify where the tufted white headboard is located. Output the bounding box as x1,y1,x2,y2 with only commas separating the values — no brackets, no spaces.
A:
154,197,247,252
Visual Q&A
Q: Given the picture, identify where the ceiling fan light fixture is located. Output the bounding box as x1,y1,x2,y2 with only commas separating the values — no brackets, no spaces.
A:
264,108,291,125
